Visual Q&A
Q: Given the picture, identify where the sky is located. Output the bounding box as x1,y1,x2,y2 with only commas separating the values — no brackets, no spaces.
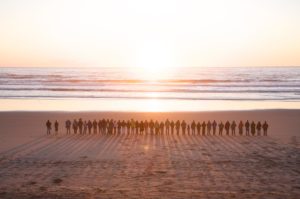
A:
0,0,299,68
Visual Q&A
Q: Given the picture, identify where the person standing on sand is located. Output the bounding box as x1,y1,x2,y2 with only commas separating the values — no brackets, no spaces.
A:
202,121,206,136
160,121,164,134
54,120,59,135
83,121,87,134
191,120,196,135
187,124,190,134
87,120,92,134
245,120,250,136
231,121,236,136
155,121,160,135
218,122,224,136
170,120,175,134
65,120,71,134
238,121,243,135
46,120,52,135
251,121,256,136
225,121,230,135
175,120,180,135
149,120,154,134
212,120,217,135
126,120,130,134
98,120,102,134
165,119,170,134
78,118,83,134
207,120,211,135
93,119,97,134
262,121,269,136
73,119,78,134
196,122,201,135
144,120,149,134
181,120,187,134
256,121,262,136
140,121,144,135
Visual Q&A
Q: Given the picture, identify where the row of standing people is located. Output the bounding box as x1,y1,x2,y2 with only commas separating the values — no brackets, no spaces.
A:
46,119,269,136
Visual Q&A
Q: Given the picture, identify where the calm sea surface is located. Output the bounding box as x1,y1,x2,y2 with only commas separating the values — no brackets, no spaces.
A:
0,67,300,111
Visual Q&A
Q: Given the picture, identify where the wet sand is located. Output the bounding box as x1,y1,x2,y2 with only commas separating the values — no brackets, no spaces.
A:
0,110,299,198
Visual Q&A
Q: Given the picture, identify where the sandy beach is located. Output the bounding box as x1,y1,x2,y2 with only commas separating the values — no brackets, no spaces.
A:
0,110,299,198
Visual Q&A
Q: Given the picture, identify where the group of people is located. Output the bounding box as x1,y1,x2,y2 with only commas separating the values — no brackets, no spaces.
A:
46,119,269,136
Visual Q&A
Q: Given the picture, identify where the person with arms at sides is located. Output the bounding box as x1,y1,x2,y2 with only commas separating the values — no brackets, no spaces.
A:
170,120,175,134
262,121,269,136
87,120,92,134
54,120,59,135
202,121,206,136
176,120,180,135
46,120,52,135
251,121,256,136
225,121,230,136
212,120,217,135
78,118,83,134
238,120,243,136
218,121,224,136
65,119,71,134
83,121,87,134
256,121,262,136
196,122,201,135
231,121,236,136
181,120,187,134
165,119,170,134
207,120,212,135
245,120,250,136
160,121,165,134
144,120,149,134
191,120,196,135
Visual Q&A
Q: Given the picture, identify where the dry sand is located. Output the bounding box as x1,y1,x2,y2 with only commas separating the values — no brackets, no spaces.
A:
0,110,299,198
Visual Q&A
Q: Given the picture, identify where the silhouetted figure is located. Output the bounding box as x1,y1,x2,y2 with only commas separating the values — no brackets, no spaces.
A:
196,122,201,135
225,121,230,135
238,121,243,135
202,121,206,136
231,121,236,136
98,120,103,134
140,121,144,134
190,120,195,135
175,120,180,135
150,120,154,134
54,120,59,135
212,120,217,135
170,120,175,134
117,120,122,134
251,121,256,136
160,121,164,134
78,118,83,134
262,121,269,136
73,119,78,134
46,120,51,135
130,119,135,134
83,121,87,134
93,120,97,134
87,120,92,134
181,120,187,134
165,119,170,134
135,120,139,134
218,122,224,136
207,120,211,135
245,120,250,136
187,125,190,134
155,121,160,134
256,121,262,136
103,119,107,134
144,120,149,134
126,120,131,134
65,120,71,134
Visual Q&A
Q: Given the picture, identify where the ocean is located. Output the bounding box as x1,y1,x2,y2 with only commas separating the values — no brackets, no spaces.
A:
0,67,300,111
